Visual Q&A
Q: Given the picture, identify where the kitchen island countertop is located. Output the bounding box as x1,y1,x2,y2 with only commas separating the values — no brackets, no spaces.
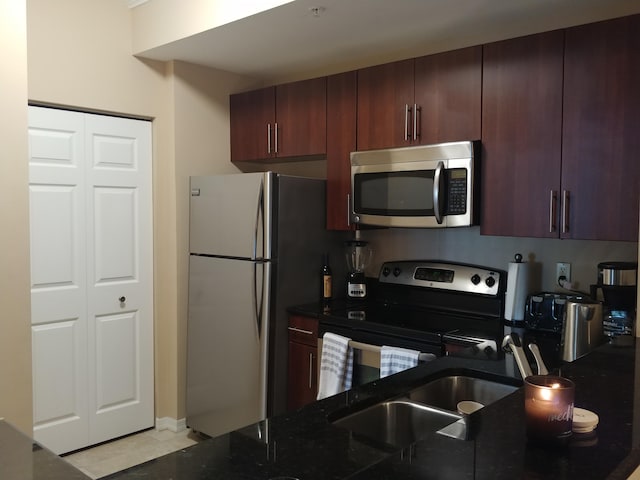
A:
0,421,91,480
100,338,640,480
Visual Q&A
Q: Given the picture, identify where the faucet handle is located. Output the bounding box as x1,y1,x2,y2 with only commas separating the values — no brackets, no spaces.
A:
527,343,549,375
502,333,534,379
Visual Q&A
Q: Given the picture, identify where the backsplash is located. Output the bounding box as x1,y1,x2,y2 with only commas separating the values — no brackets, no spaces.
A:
357,226,638,295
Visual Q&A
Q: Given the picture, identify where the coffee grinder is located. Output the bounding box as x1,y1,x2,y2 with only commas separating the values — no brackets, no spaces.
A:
345,240,373,299
590,261,637,341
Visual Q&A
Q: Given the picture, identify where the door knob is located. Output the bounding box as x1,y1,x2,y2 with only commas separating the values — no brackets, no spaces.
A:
119,296,126,303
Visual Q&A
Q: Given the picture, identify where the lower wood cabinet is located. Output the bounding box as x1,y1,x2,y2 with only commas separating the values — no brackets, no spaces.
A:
287,315,319,410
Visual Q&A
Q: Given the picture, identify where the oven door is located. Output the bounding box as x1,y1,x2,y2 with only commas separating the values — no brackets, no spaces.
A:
318,323,443,387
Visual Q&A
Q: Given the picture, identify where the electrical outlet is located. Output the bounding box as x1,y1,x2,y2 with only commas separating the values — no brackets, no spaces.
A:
556,262,571,283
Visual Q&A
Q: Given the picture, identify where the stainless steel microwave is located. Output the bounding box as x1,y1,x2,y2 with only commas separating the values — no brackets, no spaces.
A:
350,140,480,228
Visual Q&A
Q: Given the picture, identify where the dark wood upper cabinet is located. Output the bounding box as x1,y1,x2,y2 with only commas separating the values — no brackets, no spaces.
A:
480,31,564,238
230,77,327,162
230,87,275,163
414,46,482,144
561,14,640,241
326,71,357,231
482,17,639,242
276,77,327,158
357,59,414,150
228,15,638,241
356,47,481,151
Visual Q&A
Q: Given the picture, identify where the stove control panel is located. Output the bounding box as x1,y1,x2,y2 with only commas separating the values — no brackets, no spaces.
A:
379,260,505,296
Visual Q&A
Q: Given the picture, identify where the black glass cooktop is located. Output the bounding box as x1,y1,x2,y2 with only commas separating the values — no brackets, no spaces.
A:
322,301,503,345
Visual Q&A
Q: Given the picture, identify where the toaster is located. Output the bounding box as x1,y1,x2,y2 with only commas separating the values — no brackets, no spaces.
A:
524,292,568,333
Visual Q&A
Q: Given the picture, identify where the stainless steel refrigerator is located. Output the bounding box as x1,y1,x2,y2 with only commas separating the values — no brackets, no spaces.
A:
186,172,343,438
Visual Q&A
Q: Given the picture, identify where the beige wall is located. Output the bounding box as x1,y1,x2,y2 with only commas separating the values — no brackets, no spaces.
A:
0,0,32,433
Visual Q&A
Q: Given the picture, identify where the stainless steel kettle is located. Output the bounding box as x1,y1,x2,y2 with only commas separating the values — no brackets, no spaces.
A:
561,296,603,362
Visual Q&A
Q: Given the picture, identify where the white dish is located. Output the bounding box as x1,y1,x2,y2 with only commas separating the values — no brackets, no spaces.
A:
457,400,484,415
573,407,599,433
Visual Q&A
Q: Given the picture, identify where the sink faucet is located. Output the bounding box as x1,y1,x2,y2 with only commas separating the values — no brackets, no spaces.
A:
501,333,533,379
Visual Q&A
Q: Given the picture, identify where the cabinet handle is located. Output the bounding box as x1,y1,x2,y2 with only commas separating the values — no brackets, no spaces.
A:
267,123,272,154
308,352,313,389
404,104,410,141
413,104,420,141
562,190,570,234
274,122,278,154
549,190,558,233
346,193,351,227
287,326,314,335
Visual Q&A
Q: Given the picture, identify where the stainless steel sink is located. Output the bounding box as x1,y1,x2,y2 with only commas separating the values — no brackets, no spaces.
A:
331,399,461,448
407,375,519,412
330,373,520,448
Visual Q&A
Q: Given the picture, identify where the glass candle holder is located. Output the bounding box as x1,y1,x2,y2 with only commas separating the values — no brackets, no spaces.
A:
524,375,575,445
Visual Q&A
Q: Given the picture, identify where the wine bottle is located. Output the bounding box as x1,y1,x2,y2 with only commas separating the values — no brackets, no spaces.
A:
321,253,332,311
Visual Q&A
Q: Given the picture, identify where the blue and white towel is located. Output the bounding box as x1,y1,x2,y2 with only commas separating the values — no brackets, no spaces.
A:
317,332,354,400
380,346,421,378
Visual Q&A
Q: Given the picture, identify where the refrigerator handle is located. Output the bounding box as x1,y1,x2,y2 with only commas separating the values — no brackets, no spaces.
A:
253,262,265,342
253,180,266,334
253,177,265,260
255,260,270,419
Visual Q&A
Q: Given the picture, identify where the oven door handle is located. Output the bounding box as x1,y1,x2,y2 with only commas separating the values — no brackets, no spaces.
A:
433,161,444,224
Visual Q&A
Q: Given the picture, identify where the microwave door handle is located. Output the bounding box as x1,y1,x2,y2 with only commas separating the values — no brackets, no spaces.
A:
433,161,444,224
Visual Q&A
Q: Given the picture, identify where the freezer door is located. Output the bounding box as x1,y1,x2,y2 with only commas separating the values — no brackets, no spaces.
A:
189,172,273,259
186,255,269,437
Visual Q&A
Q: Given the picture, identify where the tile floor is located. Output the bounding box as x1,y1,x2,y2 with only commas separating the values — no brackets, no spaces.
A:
63,428,201,479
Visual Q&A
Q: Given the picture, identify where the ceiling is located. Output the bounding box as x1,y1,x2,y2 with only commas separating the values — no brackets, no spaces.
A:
135,0,640,83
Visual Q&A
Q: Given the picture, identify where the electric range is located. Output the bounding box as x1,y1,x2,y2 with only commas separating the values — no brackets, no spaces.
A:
320,260,508,360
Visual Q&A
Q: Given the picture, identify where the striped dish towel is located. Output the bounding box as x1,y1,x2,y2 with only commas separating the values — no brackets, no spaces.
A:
380,346,421,378
317,332,354,400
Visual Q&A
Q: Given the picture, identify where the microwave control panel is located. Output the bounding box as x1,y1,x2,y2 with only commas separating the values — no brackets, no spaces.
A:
446,169,467,214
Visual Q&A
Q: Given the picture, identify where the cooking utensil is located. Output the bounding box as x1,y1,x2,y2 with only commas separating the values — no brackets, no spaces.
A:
501,333,533,379
527,343,549,375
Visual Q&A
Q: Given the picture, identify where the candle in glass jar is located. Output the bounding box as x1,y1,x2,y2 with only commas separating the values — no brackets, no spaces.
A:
524,375,575,444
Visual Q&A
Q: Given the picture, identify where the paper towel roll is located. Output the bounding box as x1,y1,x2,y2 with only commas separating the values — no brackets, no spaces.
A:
505,259,530,321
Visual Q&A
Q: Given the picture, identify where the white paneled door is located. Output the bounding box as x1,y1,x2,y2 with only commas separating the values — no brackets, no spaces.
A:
28,106,153,454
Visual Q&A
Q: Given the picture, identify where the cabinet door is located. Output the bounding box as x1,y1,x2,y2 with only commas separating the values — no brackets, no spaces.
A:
326,71,357,231
414,46,482,144
562,15,640,241
230,87,275,162
357,59,414,150
287,341,318,410
480,31,564,238
287,315,318,410
276,77,327,158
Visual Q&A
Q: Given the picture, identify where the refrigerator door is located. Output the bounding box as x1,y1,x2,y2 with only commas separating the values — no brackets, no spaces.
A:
186,255,269,437
189,172,273,260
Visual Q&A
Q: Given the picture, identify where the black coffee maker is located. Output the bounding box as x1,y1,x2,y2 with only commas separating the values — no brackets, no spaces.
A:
590,261,637,340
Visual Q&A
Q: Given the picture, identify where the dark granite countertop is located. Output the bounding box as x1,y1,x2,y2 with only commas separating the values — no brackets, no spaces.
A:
4,298,638,479
102,338,640,480
0,421,91,480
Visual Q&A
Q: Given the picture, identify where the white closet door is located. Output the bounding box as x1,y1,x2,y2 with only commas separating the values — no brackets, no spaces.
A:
84,113,153,445
28,106,153,454
29,108,89,454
